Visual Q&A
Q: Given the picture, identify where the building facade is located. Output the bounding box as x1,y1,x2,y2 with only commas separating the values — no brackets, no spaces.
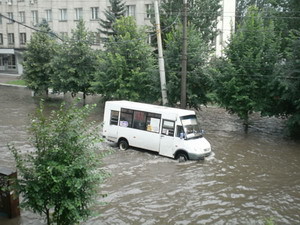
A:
0,0,235,74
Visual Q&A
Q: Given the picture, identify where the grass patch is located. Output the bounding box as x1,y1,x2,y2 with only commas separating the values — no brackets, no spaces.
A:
6,80,27,86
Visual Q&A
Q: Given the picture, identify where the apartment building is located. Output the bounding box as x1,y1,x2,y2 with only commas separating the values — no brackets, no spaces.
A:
0,0,235,74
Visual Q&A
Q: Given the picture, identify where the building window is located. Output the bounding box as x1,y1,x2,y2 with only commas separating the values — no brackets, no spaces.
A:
0,34,3,45
125,5,136,18
31,10,38,26
7,12,14,23
92,32,100,45
7,55,16,69
0,16,2,25
8,33,14,45
145,4,153,19
45,9,52,22
19,11,25,23
59,9,68,21
91,7,99,20
20,32,26,45
75,8,83,20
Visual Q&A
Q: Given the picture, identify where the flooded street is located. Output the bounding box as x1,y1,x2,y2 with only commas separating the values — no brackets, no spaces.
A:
1,85,300,225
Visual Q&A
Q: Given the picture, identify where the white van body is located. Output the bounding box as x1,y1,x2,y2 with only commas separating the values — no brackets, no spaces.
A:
102,100,212,160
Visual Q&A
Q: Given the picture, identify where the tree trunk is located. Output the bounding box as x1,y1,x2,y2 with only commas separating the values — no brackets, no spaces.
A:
83,92,86,106
243,115,249,133
46,208,50,225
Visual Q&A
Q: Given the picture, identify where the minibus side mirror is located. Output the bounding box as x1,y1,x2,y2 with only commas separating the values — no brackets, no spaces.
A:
179,132,186,139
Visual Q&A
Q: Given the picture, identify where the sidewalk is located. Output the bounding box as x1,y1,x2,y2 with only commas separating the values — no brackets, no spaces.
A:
0,73,21,84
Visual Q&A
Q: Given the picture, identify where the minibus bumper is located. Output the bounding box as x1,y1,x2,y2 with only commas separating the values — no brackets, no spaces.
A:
188,152,211,160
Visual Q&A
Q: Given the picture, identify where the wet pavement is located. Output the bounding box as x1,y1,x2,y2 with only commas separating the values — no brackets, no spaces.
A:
0,73,21,84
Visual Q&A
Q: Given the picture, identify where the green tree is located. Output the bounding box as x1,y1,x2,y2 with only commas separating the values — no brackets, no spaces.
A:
265,31,300,138
283,31,300,137
93,17,160,102
164,24,212,108
51,20,97,100
9,100,107,225
235,0,300,49
99,0,126,37
235,0,269,26
157,0,221,46
213,6,281,130
22,20,56,95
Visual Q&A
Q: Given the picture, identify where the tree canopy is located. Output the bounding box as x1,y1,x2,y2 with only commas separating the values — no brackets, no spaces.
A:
9,100,107,225
158,0,221,46
22,21,55,95
213,6,281,129
93,17,160,102
51,20,97,99
265,31,300,137
99,0,126,37
164,24,212,108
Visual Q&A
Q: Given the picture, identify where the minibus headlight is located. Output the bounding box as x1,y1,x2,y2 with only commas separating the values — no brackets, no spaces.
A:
204,148,211,152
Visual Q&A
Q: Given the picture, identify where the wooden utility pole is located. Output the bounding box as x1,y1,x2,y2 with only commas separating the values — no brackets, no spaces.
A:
154,0,168,105
180,0,188,109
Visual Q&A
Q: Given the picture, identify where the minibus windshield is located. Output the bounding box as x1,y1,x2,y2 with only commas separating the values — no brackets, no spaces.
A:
180,115,202,139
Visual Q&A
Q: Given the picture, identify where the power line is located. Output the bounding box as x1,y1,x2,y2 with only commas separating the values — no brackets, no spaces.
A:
0,13,64,41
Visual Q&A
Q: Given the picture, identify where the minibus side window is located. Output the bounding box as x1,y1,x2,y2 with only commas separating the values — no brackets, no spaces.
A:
146,113,161,133
133,111,147,130
110,110,119,125
120,108,133,127
162,120,175,137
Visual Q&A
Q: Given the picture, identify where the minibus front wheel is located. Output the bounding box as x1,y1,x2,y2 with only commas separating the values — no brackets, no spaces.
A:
175,151,188,162
118,139,129,150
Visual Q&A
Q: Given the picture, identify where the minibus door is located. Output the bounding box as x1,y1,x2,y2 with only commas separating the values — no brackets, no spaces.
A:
159,120,175,158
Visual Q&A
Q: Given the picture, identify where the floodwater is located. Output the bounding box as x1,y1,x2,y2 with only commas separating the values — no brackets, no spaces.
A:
0,85,300,225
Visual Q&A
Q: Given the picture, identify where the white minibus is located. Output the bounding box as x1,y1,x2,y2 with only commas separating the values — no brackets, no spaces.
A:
102,100,212,161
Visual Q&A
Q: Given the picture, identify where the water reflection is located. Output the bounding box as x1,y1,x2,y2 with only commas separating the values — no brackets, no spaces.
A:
0,85,300,225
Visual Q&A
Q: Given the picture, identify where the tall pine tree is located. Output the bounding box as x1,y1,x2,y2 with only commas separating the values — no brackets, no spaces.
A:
99,0,126,37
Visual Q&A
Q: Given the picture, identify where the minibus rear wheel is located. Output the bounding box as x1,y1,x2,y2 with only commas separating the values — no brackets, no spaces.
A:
119,139,129,150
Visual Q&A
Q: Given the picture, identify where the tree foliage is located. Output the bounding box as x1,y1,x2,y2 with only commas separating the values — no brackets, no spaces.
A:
9,100,106,225
213,6,281,128
93,17,160,102
267,31,300,137
164,24,212,108
22,21,55,95
51,20,97,99
157,0,221,46
235,0,300,49
99,0,126,37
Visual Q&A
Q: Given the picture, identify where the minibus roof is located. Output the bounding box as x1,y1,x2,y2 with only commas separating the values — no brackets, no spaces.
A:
106,100,196,117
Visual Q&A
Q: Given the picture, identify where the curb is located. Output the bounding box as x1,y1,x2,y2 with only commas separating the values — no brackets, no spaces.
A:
0,83,27,88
